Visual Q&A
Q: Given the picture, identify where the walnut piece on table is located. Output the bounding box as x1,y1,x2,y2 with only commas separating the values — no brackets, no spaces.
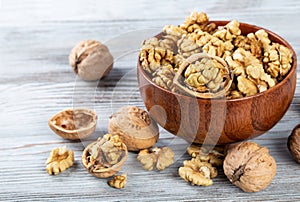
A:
108,174,127,189
186,144,225,167
46,146,74,175
137,147,174,171
178,158,218,186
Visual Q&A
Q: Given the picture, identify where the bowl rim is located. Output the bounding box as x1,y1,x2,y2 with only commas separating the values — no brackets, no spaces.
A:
137,20,297,102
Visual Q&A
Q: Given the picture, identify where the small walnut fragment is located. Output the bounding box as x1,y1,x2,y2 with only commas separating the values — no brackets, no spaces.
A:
46,146,74,175
82,134,128,178
137,147,174,171
288,124,300,163
69,40,113,81
48,108,97,140
108,106,159,151
178,158,217,186
108,174,127,189
223,142,276,192
187,144,224,167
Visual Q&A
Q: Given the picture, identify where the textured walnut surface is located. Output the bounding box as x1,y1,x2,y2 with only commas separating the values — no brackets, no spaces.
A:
139,12,293,99
108,106,159,151
46,146,74,175
82,134,128,178
288,124,300,163
137,147,174,171
223,142,276,192
69,40,113,81
108,174,127,189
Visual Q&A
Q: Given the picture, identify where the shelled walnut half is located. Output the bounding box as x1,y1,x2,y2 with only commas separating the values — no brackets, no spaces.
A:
48,108,97,140
223,142,276,192
108,174,127,189
178,158,218,186
82,134,128,178
137,147,174,171
108,106,159,151
46,146,74,175
187,144,224,167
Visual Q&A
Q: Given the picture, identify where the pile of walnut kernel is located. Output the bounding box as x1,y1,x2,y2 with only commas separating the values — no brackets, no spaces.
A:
139,12,293,98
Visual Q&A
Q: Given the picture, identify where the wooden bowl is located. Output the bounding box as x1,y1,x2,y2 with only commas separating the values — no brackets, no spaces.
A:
137,21,297,145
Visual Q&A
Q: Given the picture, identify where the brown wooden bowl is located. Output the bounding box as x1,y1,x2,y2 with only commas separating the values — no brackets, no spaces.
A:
137,21,297,145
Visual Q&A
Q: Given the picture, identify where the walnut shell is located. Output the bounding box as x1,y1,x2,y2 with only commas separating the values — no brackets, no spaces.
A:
69,40,113,81
288,124,300,163
223,142,276,192
48,108,97,140
108,106,159,151
82,135,128,178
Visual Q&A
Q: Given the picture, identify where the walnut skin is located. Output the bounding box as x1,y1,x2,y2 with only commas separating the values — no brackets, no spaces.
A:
48,108,97,140
137,147,174,171
46,146,74,175
69,40,113,81
288,124,300,163
108,106,159,151
82,134,128,178
223,142,276,192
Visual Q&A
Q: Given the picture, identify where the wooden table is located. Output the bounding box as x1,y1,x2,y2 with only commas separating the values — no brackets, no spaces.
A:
1,0,300,201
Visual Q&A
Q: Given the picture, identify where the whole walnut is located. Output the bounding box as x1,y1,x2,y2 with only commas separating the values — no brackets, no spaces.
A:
288,124,300,163
108,106,159,151
69,40,113,81
223,142,276,192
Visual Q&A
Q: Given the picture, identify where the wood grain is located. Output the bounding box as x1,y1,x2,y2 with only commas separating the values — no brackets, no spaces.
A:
1,0,300,201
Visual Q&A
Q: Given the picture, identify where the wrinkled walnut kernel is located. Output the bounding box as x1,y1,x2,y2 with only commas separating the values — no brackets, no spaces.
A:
223,142,276,192
139,12,294,99
82,134,128,178
288,124,300,163
137,147,174,171
108,174,127,189
46,146,74,175
178,158,218,186
187,144,224,167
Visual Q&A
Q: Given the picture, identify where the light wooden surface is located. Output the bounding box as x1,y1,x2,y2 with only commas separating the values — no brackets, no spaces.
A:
1,0,300,201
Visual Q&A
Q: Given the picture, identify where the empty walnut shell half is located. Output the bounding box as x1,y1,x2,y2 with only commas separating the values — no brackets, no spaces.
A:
223,142,276,192
82,134,128,178
48,108,97,140
108,106,159,151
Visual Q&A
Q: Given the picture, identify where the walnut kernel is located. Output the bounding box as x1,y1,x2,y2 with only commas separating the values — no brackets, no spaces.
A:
108,174,127,189
69,40,113,81
46,146,74,175
82,134,128,178
137,147,174,171
108,106,159,151
48,108,97,140
288,124,300,163
187,144,224,167
223,142,276,192
178,158,217,186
